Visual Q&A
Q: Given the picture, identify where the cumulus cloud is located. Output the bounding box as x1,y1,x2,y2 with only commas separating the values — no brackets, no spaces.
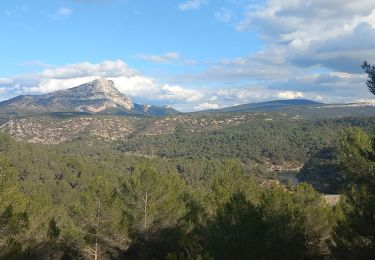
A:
2,59,343,112
288,23,375,73
236,0,375,73
40,60,135,79
1,59,371,112
175,0,375,106
194,102,221,110
111,75,158,97
2,1,375,111
269,72,368,94
277,91,304,99
0,60,207,109
216,86,279,104
160,84,204,102
179,0,206,11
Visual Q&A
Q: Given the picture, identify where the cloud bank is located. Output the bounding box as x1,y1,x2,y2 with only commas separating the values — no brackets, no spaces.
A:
187,0,375,105
0,60,207,110
235,0,375,74
1,0,374,111
0,59,346,112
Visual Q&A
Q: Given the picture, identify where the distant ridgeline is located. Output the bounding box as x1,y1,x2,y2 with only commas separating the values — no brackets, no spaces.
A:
198,98,375,119
0,79,375,118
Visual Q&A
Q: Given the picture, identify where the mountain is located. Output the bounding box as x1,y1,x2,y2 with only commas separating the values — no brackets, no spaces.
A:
199,99,375,119
0,78,179,116
200,99,323,113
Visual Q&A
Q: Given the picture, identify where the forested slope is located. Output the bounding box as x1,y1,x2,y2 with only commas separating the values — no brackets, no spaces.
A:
0,134,336,259
1,113,375,258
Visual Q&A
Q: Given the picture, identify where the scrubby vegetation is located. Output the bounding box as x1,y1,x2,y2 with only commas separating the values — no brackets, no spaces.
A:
2,63,375,258
120,117,375,164
0,115,375,259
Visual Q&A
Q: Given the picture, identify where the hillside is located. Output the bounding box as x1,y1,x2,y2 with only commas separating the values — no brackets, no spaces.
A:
0,113,288,144
1,94,375,258
201,99,322,113
2,110,375,169
200,99,375,119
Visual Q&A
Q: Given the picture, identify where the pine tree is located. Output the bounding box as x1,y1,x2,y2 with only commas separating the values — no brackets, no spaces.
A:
362,61,375,95
332,128,375,259
47,217,60,240
0,157,28,256
70,176,127,259
120,163,187,238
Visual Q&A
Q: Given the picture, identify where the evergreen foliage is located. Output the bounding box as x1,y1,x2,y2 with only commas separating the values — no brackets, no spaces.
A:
362,61,375,95
0,113,374,258
47,218,60,240
332,128,375,259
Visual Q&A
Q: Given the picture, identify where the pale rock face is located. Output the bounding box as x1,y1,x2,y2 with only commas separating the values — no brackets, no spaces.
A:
51,78,134,112
0,78,178,116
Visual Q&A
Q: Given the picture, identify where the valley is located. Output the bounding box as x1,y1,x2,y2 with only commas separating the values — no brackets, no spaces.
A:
0,78,374,259
3,1,375,258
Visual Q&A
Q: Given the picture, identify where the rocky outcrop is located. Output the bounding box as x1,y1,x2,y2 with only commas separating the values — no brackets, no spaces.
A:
0,78,178,116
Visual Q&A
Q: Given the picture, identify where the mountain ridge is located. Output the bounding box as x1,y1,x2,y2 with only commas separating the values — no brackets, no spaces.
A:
199,99,323,113
0,78,179,116
195,98,375,118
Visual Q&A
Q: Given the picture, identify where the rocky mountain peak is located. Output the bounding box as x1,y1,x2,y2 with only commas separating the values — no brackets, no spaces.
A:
84,78,118,94
51,78,134,111
62,78,121,96
0,78,179,116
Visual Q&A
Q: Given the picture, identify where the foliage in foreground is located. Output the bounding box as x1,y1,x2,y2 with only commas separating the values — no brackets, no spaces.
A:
0,123,375,259
332,128,375,259
0,138,335,259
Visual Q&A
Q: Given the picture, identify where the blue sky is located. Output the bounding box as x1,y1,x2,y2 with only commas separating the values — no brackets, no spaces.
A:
1,0,375,111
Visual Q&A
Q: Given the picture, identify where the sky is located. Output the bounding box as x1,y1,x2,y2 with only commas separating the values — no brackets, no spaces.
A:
1,0,375,111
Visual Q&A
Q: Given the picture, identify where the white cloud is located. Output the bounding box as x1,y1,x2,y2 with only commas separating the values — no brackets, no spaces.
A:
40,60,135,79
174,0,375,107
216,86,274,103
179,0,206,11
353,98,375,104
58,7,73,16
1,59,372,111
236,0,375,73
194,102,221,110
160,84,204,102
111,75,158,97
277,91,304,99
137,52,181,64
0,60,207,108
2,1,375,111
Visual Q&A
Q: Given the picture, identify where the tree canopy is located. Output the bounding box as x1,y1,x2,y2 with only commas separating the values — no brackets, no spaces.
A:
362,61,375,96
